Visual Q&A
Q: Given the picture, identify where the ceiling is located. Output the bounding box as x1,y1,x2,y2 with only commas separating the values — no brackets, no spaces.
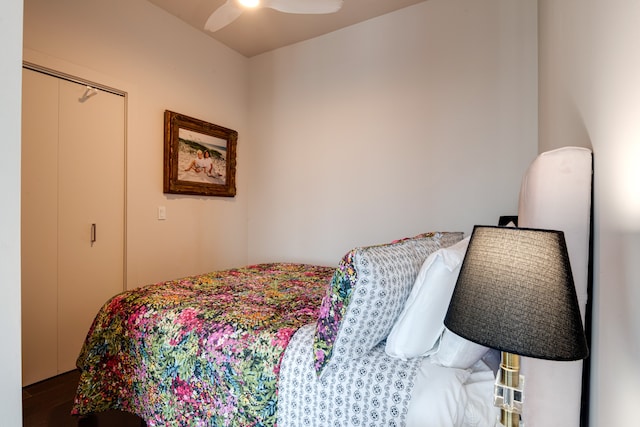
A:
146,0,427,57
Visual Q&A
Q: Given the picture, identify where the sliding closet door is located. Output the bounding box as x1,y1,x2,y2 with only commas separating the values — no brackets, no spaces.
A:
21,68,125,384
21,69,60,384
56,78,125,373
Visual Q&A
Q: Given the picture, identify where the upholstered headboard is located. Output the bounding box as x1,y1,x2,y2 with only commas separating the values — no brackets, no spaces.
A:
517,146,593,427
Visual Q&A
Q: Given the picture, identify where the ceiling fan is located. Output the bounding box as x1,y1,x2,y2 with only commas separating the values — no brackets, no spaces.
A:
205,0,344,33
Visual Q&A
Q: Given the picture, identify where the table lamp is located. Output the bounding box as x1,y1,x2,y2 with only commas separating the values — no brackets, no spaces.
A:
444,225,589,427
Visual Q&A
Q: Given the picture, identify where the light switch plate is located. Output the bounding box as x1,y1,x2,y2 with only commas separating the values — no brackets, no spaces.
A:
158,206,167,220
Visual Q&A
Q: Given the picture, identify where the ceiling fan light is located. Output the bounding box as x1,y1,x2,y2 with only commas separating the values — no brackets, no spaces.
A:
238,0,260,8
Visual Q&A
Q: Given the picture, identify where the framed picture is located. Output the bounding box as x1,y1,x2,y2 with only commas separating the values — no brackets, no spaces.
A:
163,110,237,197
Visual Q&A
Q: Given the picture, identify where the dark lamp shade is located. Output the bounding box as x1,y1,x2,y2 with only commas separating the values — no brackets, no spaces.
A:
444,226,589,361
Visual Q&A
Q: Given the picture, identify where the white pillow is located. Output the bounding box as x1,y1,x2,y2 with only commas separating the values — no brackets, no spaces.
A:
405,357,470,427
431,328,489,369
385,236,470,360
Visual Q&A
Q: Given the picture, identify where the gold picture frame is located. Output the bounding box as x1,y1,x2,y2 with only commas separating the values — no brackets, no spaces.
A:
163,110,237,197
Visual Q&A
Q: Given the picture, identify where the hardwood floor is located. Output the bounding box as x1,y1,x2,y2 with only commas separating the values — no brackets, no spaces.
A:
22,370,145,427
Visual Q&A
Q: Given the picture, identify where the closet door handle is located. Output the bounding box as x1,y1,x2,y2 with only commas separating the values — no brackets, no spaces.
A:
91,223,97,246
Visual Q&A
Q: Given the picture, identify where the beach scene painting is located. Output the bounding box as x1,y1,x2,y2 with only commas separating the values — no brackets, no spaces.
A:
177,128,227,185
164,110,237,197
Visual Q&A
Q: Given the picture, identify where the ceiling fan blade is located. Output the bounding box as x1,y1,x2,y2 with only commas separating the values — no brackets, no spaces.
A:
264,0,343,14
204,0,244,32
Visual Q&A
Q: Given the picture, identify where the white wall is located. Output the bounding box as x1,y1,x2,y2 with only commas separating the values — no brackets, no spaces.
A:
0,0,24,424
538,0,640,425
21,0,538,315
247,0,538,265
23,0,251,288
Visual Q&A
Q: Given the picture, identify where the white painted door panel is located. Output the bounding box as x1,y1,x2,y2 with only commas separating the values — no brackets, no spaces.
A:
21,69,59,385
56,78,125,373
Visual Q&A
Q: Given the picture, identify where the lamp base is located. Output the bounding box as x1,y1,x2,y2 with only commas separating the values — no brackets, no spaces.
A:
494,352,524,427
499,408,523,427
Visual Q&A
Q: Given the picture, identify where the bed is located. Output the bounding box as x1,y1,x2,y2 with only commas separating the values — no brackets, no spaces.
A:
71,262,335,425
72,146,593,427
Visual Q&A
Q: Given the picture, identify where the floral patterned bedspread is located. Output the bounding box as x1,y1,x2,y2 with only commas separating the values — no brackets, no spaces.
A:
72,263,334,427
